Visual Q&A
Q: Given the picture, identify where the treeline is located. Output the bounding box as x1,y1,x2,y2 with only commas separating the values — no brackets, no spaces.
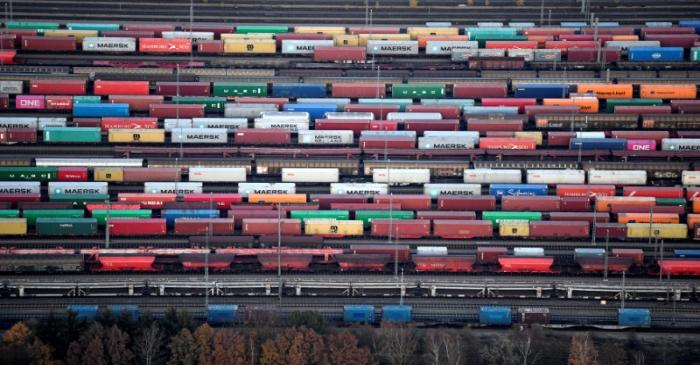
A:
0,309,697,365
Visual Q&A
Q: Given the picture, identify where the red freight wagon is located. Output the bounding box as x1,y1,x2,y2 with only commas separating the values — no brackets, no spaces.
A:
610,130,669,143
183,193,243,209
369,120,398,131
94,255,157,271
359,135,415,149
567,48,621,62
314,119,371,135
577,256,633,273
139,38,192,53
498,257,554,273
555,184,616,197
349,26,401,34
332,83,386,98
102,30,155,38
547,131,576,146
544,41,599,55
659,260,700,276
123,167,181,182
615,105,672,114
45,96,73,110
453,82,508,99
30,80,85,95
276,33,329,47
485,40,538,49
0,34,17,49
413,256,476,272
123,23,175,36
101,117,158,131
612,248,644,265
94,80,149,96
468,120,524,132
234,97,287,108
481,98,536,113
370,219,430,239
107,218,167,236
609,205,685,214
197,40,223,54
501,196,561,212
180,254,235,270
313,46,366,62
641,26,696,36
548,212,609,223
560,196,591,211
623,186,683,199
349,244,411,262
529,221,590,239
149,104,205,118
117,193,177,209
109,95,164,111
257,254,312,271
374,194,431,210
155,82,210,96
433,219,492,239
310,194,368,209
58,167,88,182
405,105,460,119
227,210,281,228
0,193,40,203
479,137,535,149
234,128,291,145
404,120,460,135
595,222,627,239
174,218,235,235
523,27,576,36
331,203,401,211
525,105,580,117
336,254,391,271
438,196,496,211
344,104,400,119
22,36,76,51
5,128,37,144
242,218,301,236
643,34,699,47
416,211,476,220
581,27,635,35
477,246,507,263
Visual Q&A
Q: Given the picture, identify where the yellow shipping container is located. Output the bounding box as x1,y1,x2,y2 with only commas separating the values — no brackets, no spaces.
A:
223,39,277,54
43,29,98,43
294,26,347,35
108,129,165,143
407,27,459,39
94,167,124,182
626,223,688,239
220,33,274,40
333,34,360,47
513,131,543,146
304,219,364,237
358,33,411,46
0,218,28,235
499,219,530,237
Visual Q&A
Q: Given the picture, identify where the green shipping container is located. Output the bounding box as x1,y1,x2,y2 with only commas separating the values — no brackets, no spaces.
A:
482,211,542,227
465,27,519,40
23,210,85,225
354,210,415,228
691,47,700,62
0,167,58,181
67,23,120,32
655,198,686,207
171,97,226,112
392,83,446,99
213,82,268,97
73,96,102,104
606,98,663,113
235,25,289,34
5,21,60,30
50,194,111,208
290,210,350,222
0,210,19,218
36,218,98,236
43,127,102,143
357,98,413,112
91,209,152,225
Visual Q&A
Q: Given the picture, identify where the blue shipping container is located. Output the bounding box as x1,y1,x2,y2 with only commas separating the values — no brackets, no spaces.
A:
207,304,238,324
344,305,375,322
382,305,412,322
598,22,620,27
73,103,129,117
479,306,512,325
574,248,606,258
489,184,548,198
628,47,684,62
514,83,570,99
618,308,651,328
297,98,351,108
162,209,219,226
679,20,700,34
674,249,700,258
283,103,338,120
66,305,99,319
271,83,326,98
560,22,587,28
108,304,140,320
569,138,627,151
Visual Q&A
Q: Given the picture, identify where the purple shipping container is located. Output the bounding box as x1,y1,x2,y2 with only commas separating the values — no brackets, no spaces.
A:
16,95,45,109
626,139,656,151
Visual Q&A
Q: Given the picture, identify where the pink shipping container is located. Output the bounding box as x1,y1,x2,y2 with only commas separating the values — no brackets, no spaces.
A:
15,95,45,109
234,129,291,145
241,218,302,236
374,194,431,210
626,139,656,151
123,168,181,182
643,34,699,47
370,219,431,239
149,104,205,118
313,47,366,62
453,82,507,99
310,194,368,209
332,83,386,98
405,105,460,119
109,95,165,112
501,196,561,212
433,219,492,239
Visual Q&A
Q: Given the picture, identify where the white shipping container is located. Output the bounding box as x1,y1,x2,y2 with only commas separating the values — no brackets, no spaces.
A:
162,31,215,41
423,183,481,197
424,131,479,145
464,169,522,184
451,48,479,61
330,183,388,195
0,117,37,129
366,40,419,55
645,21,673,27
507,49,534,61
0,80,24,94
188,167,246,182
37,117,67,130
237,183,295,196
360,130,416,138
661,138,700,151
48,182,108,196
682,171,700,186
478,22,504,27
605,40,660,49
386,112,442,121
588,169,647,185
282,168,339,183
170,128,228,144
576,131,606,139
418,136,475,149
324,112,374,120
298,130,354,145
526,169,585,184
297,98,351,108
82,37,136,52
508,22,536,29
281,39,334,54
35,158,143,167
259,111,309,122
0,181,41,195
373,168,430,184
513,247,545,257
144,182,203,194
253,119,309,132
425,40,478,55
416,246,448,256
163,119,193,131
192,118,247,131
478,48,506,57
421,98,475,107
224,103,278,118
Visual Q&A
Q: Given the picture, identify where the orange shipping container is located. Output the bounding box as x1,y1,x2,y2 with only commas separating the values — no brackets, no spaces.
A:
417,35,469,48
139,38,192,53
617,213,680,224
639,84,697,99
611,35,639,41
543,96,599,113
576,83,633,99
595,196,655,212
687,214,700,229
693,199,700,214
248,194,307,204
527,35,553,46
479,137,536,150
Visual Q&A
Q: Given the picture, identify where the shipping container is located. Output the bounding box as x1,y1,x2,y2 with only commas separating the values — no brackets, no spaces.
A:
139,38,191,53
44,127,101,143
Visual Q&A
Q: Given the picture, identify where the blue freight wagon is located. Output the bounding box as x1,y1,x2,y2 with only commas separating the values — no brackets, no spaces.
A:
618,308,651,328
162,209,219,226
271,83,326,98
108,304,140,320
283,103,338,120
514,83,570,99
489,184,548,198
73,103,129,117
569,138,627,150
344,305,375,323
479,306,512,326
207,304,238,324
382,305,412,322
628,47,684,62
66,305,99,319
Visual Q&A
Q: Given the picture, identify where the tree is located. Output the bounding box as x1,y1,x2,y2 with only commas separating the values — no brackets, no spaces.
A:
193,324,215,365
27,338,61,365
569,332,598,365
599,341,627,365
260,326,325,365
508,325,546,365
3,322,32,345
211,329,247,365
133,322,164,365
104,325,134,365
424,329,463,365
65,323,107,365
326,331,374,365
167,329,198,365
376,323,418,365
481,336,518,365
84,335,108,365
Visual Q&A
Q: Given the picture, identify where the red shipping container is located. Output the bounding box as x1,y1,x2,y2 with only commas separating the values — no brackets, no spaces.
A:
310,194,368,209
101,117,158,131
234,128,291,145
468,120,523,132
117,193,177,209
197,40,224,53
0,193,41,203
242,218,301,236
371,219,430,239
374,194,431,210
22,36,76,51
595,222,627,239
332,83,386,98
559,34,613,42
348,26,401,34
641,26,696,36
560,196,591,211
544,41,600,55
437,196,496,211
276,33,329,47
453,82,507,99
623,186,683,199
525,105,580,117
109,95,164,111
344,104,400,119
485,131,513,138
174,218,235,235
30,80,85,95
643,34,699,47
547,131,576,146
477,246,507,263
369,120,398,131
501,196,561,212
555,184,616,198
234,97,287,108
485,40,538,49
433,219,492,239
102,30,155,38
687,188,700,200
615,105,672,114
609,205,685,214
123,167,181,182
108,218,167,236
123,23,175,36
164,202,213,210
405,105,460,119
139,38,192,53
529,220,590,238
313,46,366,62
0,94,8,109
58,167,88,182
45,95,73,110
94,80,150,96
350,244,411,262
610,130,669,143
0,34,17,49
276,204,320,214
479,137,535,149
567,48,621,62
149,104,205,118
416,211,476,220
183,193,243,209
481,98,536,113
227,210,281,228
360,135,415,149
315,119,371,135
6,128,37,143
155,82,210,96
404,120,460,135
581,27,635,35
548,212,609,223
523,27,576,36
15,95,44,110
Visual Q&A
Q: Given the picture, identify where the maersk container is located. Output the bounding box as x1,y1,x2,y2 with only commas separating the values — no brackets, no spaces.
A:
298,130,354,145
108,304,140,320
330,183,388,195
392,83,446,98
82,37,136,52
48,182,108,197
238,182,295,196
271,83,326,98
43,127,101,143
213,82,268,97
618,308,651,328
224,104,278,118
418,136,475,150
66,305,98,319
569,138,627,150
207,304,238,324
282,168,339,183
0,181,41,194
464,169,522,184
36,218,98,235
366,40,419,55
73,103,129,117
281,39,334,54
489,183,548,198
482,211,542,227
424,131,479,145
171,128,228,144
91,209,152,225
425,40,478,55
479,306,512,326
162,209,219,226
344,305,375,323
661,138,700,151
423,183,481,197
254,119,309,132
373,169,431,184
283,103,338,120
382,305,412,322
192,118,247,131
144,182,202,195
514,83,570,99
628,47,684,61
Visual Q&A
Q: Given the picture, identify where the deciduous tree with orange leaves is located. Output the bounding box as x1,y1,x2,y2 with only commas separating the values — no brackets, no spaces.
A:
260,326,325,365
